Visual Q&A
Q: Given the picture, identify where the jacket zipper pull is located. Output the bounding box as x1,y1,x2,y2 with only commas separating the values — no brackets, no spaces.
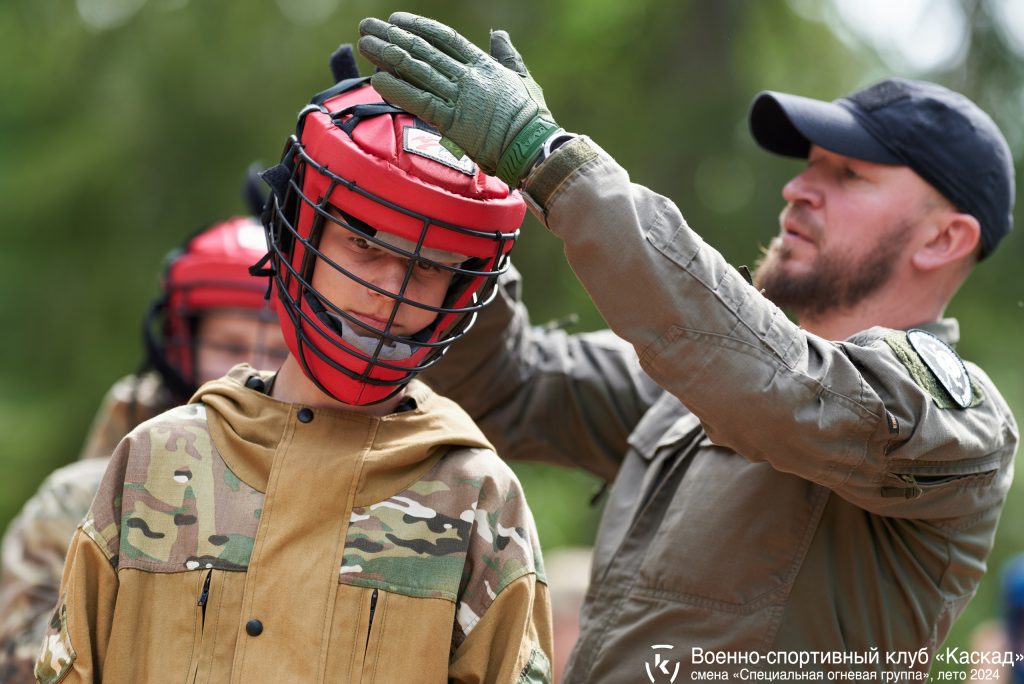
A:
880,474,924,499
365,589,379,653
197,570,212,607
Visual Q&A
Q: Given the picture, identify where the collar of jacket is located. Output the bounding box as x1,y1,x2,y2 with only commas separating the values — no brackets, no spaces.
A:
909,318,959,346
188,364,495,507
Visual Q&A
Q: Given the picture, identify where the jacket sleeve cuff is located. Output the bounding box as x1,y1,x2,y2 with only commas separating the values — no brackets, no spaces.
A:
523,136,599,215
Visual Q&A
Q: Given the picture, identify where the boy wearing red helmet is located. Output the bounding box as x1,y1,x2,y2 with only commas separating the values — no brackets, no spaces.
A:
36,51,552,684
0,217,288,682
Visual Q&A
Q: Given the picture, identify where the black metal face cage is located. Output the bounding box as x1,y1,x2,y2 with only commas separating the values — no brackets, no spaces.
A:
265,134,518,394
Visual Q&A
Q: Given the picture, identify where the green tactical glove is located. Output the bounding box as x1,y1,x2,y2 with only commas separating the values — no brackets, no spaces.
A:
358,12,561,188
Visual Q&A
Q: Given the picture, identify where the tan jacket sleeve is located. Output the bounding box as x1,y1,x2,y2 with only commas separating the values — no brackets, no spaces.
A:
34,531,118,684
448,574,554,684
523,136,1017,520
421,266,661,483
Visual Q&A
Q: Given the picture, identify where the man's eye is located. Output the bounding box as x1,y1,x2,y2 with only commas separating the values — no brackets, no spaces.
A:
350,236,371,250
844,167,861,180
415,259,440,272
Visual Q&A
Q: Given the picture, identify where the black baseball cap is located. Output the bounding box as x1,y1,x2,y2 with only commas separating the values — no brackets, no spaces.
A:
748,78,1014,259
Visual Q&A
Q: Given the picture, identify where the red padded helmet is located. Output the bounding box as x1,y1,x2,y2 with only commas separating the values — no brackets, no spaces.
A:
261,78,524,405
145,216,272,399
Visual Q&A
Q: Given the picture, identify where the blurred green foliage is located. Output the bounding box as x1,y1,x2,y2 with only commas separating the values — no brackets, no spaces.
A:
0,0,1021,667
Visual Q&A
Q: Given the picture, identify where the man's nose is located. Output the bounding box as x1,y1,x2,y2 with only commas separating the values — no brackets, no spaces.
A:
781,168,823,207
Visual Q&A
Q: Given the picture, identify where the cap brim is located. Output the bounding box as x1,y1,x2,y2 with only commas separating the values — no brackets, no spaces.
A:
748,91,901,164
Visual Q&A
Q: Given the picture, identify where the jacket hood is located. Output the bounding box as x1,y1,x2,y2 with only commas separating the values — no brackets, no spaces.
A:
190,364,495,505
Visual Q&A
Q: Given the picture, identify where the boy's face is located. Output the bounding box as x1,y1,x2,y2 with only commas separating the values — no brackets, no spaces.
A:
194,310,289,383
310,219,456,339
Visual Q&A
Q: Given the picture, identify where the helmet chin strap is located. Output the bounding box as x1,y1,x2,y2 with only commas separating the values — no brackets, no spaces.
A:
141,296,196,403
310,300,418,362
323,312,417,362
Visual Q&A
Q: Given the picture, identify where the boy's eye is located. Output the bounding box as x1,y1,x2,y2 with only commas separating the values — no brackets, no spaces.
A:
198,339,249,355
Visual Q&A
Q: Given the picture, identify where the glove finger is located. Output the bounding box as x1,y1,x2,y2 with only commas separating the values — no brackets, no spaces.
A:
358,35,458,102
359,18,464,82
369,72,455,131
387,12,488,66
488,30,527,77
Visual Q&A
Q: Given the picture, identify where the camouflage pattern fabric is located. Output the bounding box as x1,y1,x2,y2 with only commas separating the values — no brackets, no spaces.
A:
0,459,107,683
517,647,553,684
77,373,173,462
33,599,75,684
85,403,263,572
341,447,546,649
0,373,168,682
86,401,543,620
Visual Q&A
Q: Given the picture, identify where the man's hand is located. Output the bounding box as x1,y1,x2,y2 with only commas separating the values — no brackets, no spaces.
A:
358,12,560,188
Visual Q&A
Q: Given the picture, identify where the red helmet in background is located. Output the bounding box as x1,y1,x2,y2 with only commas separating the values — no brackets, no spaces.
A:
144,216,273,399
260,77,524,405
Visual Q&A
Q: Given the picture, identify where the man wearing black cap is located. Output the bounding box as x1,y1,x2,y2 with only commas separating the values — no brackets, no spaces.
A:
358,13,1019,680
748,78,1013,340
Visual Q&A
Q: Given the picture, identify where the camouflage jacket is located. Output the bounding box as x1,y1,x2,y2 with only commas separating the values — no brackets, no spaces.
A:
37,365,552,684
0,374,170,683
76,372,173,462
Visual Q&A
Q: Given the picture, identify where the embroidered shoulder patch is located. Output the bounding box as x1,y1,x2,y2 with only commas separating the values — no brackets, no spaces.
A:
403,125,477,175
907,329,972,408
885,330,976,409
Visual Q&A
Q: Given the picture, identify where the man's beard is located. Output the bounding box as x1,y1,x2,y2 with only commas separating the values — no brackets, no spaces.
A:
752,210,911,320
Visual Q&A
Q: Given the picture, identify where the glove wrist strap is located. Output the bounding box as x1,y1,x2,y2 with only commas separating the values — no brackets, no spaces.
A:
496,118,561,187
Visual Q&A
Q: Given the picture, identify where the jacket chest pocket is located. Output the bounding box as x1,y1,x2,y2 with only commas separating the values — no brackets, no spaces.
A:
331,584,454,683
591,399,704,584
186,570,215,683
186,569,245,684
635,446,829,610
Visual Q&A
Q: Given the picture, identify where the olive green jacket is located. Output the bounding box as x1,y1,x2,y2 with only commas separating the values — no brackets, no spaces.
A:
423,137,1017,680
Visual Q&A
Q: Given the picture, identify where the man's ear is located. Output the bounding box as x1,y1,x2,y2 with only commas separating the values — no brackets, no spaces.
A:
911,212,981,271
